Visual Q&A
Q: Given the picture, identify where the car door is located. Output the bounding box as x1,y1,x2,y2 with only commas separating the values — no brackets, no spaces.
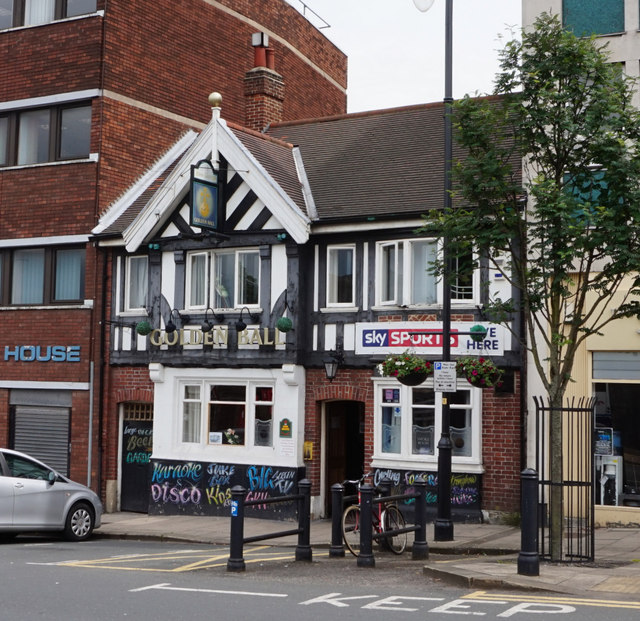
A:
4,453,67,529
0,452,15,527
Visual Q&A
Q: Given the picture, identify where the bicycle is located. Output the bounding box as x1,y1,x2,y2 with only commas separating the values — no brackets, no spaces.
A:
341,472,407,556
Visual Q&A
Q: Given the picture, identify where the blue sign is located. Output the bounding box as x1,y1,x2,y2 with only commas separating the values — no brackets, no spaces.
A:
4,345,81,362
230,500,238,517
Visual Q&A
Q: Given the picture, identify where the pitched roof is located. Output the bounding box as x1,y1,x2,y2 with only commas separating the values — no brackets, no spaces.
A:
265,102,456,221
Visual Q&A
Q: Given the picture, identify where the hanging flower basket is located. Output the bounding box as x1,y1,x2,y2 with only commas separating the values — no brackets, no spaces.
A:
456,356,503,389
377,351,433,386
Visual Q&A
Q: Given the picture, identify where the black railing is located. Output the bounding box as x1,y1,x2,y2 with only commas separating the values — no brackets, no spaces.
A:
227,479,311,572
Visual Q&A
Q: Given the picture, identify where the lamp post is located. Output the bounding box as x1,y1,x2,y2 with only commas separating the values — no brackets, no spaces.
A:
414,0,454,541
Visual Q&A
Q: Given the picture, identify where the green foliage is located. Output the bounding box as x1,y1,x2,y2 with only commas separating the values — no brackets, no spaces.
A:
419,13,640,404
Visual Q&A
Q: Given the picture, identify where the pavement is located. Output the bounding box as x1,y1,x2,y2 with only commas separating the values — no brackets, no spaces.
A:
98,512,640,599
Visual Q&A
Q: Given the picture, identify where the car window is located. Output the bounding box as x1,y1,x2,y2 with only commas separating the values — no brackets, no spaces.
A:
4,454,51,480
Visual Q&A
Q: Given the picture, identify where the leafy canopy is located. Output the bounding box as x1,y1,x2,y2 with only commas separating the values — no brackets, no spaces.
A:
419,13,640,403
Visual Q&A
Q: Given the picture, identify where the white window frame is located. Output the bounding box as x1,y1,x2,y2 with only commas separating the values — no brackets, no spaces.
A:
375,238,479,307
177,380,275,452
373,378,482,468
184,248,261,311
124,255,148,312
326,244,355,307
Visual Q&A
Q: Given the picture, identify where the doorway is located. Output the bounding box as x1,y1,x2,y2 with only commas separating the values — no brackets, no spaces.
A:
324,400,364,516
120,402,153,513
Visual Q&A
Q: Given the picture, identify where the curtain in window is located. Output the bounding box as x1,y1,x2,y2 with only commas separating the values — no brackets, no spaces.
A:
214,254,234,308
24,0,55,26
55,248,84,301
411,241,437,304
0,116,7,165
12,249,44,304
238,252,259,305
17,109,49,165
128,257,148,309
189,253,207,307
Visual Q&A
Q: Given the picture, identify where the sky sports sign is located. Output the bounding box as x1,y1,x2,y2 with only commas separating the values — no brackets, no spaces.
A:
355,322,504,356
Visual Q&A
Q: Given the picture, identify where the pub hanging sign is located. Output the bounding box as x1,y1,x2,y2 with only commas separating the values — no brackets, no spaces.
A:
190,160,220,231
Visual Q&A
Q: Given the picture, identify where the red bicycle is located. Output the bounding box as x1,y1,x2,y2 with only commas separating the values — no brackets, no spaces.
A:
341,472,407,556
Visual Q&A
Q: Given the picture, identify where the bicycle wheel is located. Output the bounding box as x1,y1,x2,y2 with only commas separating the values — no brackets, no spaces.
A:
342,505,361,556
382,505,407,554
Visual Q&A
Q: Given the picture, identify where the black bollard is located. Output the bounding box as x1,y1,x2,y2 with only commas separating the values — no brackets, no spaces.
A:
357,484,375,568
227,485,247,572
296,479,312,561
412,479,429,560
518,468,540,576
330,483,346,557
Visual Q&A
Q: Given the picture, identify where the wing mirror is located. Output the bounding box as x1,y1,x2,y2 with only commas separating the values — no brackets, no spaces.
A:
48,471,57,485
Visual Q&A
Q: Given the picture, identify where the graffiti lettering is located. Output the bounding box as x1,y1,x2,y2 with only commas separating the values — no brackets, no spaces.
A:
206,485,232,507
151,482,201,505
246,490,269,510
151,462,202,483
206,463,235,487
126,452,150,464
247,466,295,494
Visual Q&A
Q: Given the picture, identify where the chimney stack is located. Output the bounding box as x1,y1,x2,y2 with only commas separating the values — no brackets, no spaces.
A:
245,32,284,132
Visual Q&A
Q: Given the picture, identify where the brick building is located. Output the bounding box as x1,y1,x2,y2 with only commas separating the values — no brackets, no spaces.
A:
0,0,347,507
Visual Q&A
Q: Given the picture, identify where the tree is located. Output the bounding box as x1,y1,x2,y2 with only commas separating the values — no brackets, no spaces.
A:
420,13,640,560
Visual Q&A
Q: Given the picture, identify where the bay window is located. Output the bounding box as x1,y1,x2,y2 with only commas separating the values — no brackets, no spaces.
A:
179,381,273,449
377,380,480,463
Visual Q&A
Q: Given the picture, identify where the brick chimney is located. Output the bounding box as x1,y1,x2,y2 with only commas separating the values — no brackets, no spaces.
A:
244,32,285,132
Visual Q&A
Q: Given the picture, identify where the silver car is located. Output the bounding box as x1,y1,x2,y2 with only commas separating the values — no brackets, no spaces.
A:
0,448,102,541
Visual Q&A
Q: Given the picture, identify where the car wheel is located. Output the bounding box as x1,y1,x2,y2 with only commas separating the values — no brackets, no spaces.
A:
64,502,95,542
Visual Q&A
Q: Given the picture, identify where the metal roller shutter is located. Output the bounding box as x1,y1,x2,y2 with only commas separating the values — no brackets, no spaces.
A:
13,406,70,475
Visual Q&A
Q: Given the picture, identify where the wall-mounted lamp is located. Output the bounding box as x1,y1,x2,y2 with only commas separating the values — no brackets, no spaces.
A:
166,309,188,334
235,307,260,332
201,308,222,333
323,345,345,383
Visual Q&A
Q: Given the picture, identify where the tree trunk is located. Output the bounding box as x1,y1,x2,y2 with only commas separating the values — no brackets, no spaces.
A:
549,404,563,561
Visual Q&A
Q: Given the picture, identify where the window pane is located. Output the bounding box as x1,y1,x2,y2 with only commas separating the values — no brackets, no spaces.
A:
238,252,259,305
450,389,471,457
381,244,396,303
12,249,44,304
412,408,435,455
188,253,207,307
55,248,85,301
59,105,91,159
209,403,245,445
328,247,353,304
563,0,624,36
0,0,13,29
381,405,401,453
450,252,474,300
182,385,201,443
24,0,55,26
255,405,272,446
214,253,234,308
127,256,148,309
0,116,7,165
411,240,437,304
18,109,50,165
66,0,96,17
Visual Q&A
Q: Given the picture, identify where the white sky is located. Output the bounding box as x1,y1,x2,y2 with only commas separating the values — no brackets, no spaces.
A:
292,1,522,113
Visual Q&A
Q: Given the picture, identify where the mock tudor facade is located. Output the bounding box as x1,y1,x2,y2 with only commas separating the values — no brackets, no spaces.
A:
93,95,524,520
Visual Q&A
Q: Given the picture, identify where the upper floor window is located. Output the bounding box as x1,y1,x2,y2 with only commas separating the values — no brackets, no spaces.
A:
0,0,96,29
563,0,624,36
0,245,85,306
0,103,91,167
376,238,474,306
125,255,148,312
327,245,355,307
186,248,260,311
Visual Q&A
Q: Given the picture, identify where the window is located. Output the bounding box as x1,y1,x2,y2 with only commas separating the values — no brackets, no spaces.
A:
563,0,624,36
0,245,85,306
182,385,201,443
185,248,260,310
327,245,355,306
1,103,91,167
179,382,274,448
377,381,479,462
0,0,96,29
125,256,148,312
376,238,474,306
